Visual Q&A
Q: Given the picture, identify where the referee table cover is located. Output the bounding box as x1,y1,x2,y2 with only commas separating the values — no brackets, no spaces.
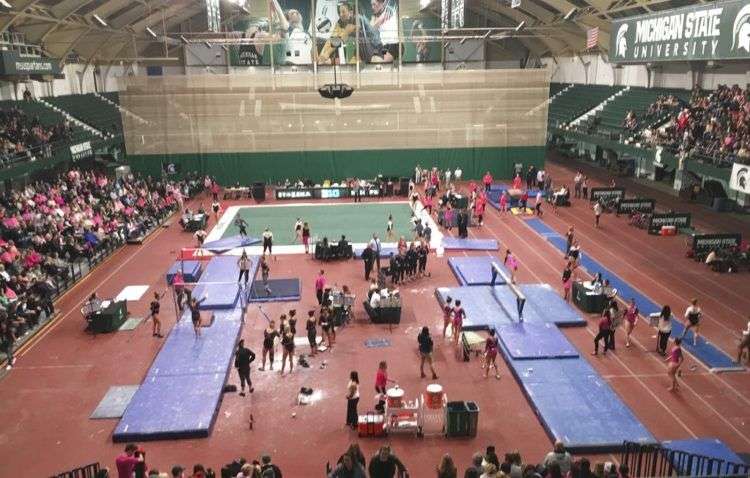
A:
523,218,742,372
448,256,508,286
113,308,243,441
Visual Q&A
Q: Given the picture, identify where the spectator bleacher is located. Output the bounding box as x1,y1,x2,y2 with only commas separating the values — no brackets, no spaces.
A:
45,93,123,138
547,84,621,129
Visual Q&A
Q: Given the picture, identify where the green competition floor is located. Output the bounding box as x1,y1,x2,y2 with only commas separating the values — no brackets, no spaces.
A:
222,203,414,245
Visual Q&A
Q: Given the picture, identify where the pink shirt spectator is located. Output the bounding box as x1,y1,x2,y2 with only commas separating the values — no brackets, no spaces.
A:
315,274,326,292
115,453,139,478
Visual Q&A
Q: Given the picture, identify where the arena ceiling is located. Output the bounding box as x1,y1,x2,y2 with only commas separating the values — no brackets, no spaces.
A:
0,0,710,66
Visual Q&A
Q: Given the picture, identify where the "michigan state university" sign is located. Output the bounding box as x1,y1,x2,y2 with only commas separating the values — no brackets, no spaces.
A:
70,141,93,161
610,0,750,63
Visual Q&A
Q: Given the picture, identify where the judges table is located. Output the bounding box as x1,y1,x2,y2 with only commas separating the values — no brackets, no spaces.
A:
572,281,607,314
185,214,207,232
88,300,128,333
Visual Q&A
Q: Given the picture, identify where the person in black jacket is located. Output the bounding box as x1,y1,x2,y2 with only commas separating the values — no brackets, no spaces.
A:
260,455,282,478
368,446,407,478
362,244,375,281
234,339,256,396
418,326,438,380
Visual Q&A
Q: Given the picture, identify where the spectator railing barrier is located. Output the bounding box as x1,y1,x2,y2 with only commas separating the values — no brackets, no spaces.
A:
621,441,750,478
49,462,100,478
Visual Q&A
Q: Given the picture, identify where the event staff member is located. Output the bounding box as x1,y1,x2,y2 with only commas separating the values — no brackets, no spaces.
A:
369,234,382,270
262,227,273,256
737,317,750,364
234,339,256,396
361,244,376,281
418,326,438,380
315,270,327,305
374,360,394,394
656,305,673,355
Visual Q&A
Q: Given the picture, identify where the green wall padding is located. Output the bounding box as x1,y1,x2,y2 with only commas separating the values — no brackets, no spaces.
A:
126,146,545,183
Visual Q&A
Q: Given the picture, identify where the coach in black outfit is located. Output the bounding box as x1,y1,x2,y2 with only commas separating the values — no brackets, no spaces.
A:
234,339,256,396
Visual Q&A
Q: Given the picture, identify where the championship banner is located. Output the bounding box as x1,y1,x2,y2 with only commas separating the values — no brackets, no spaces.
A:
617,198,655,214
610,0,750,64
589,187,625,202
648,212,691,232
691,233,742,253
729,162,750,195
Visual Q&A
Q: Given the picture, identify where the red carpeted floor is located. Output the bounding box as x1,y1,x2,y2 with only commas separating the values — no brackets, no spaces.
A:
0,159,748,477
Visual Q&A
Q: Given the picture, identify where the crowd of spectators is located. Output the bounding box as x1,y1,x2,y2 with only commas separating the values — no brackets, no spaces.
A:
98,441,633,478
639,85,750,166
1,169,194,368
0,104,74,166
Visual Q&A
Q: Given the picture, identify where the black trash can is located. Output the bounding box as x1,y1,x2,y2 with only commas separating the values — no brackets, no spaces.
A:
252,182,266,201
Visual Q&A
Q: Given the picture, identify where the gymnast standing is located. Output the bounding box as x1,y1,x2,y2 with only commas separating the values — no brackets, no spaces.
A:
235,217,249,237
149,290,166,338
189,296,207,337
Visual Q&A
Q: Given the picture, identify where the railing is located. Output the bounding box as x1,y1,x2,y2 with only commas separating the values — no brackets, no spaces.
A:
50,462,100,478
621,441,750,478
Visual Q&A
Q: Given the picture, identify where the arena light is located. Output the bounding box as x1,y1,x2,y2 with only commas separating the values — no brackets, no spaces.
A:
179,35,188,44
515,21,526,32
221,45,229,52
204,41,212,48
145,27,158,39
0,0,12,9
318,37,353,100
240,5,250,14
92,13,108,27
459,37,467,45
564,8,576,20
482,30,491,39
419,0,431,8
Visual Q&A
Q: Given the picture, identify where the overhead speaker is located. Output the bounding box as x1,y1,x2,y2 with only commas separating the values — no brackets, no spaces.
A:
318,83,354,99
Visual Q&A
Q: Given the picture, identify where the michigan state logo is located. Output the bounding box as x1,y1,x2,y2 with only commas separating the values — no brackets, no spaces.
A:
616,24,628,57
732,4,750,52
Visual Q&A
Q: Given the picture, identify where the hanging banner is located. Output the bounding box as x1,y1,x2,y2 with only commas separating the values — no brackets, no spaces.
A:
589,187,625,202
70,141,93,161
729,162,750,195
0,52,61,76
617,198,655,214
691,233,742,253
610,0,750,64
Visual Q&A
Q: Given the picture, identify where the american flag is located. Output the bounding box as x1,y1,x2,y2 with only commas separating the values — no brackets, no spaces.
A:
586,27,599,50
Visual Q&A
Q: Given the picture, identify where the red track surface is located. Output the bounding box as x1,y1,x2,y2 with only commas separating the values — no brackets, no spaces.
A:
0,159,748,477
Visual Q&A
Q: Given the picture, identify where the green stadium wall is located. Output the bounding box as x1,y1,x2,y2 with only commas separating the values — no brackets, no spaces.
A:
125,146,545,183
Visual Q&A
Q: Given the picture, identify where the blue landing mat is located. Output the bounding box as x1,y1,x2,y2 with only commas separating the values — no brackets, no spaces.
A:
166,260,202,285
435,285,585,328
201,235,260,252
192,282,241,310
441,238,499,250
248,279,301,303
497,322,579,360
662,438,749,477
506,357,656,453
113,373,227,441
113,308,243,442
147,310,243,377
200,255,251,283
353,245,400,259
448,256,506,286
524,218,742,372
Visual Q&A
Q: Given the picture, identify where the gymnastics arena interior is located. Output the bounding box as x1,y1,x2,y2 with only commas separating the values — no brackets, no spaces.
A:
0,0,750,477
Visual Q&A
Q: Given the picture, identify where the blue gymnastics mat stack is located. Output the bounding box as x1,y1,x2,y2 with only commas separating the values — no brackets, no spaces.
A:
448,256,507,286
113,308,243,442
523,218,742,372
166,260,202,284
